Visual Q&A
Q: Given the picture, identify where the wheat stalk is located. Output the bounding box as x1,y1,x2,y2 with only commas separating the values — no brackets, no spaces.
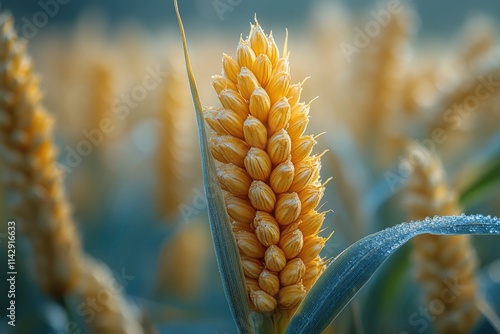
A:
404,142,479,334
205,18,329,316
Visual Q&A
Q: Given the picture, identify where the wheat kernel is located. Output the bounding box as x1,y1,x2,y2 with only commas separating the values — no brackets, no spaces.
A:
266,32,279,65
245,278,260,295
278,283,306,309
287,83,302,106
236,230,266,258
237,37,256,69
205,108,244,138
252,54,272,86
298,182,324,214
297,211,326,236
241,257,265,279
254,211,280,246
266,71,291,105
222,53,240,83
243,115,267,149
289,157,320,192
258,269,280,296
248,180,276,213
244,147,272,181
219,89,249,119
217,109,245,138
291,135,316,163
250,22,268,56
249,87,271,123
288,104,309,138
204,108,226,134
279,228,303,259
231,221,254,233
299,236,326,263
212,75,237,94
279,258,306,286
210,135,249,167
268,97,291,133
267,129,292,166
217,164,252,196
224,193,256,224
269,160,295,194
238,67,260,100
302,257,323,289
264,245,287,272
251,290,277,313
275,192,302,226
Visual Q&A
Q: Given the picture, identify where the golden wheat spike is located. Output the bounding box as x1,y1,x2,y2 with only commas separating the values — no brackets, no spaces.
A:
404,142,479,334
0,12,82,298
88,62,114,140
205,18,328,316
350,7,414,167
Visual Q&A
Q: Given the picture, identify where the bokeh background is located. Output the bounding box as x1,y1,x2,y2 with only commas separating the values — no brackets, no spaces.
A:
1,0,500,333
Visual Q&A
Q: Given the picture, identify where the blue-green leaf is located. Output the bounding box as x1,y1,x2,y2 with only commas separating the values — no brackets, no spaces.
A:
173,2,254,333
459,155,500,207
286,215,500,334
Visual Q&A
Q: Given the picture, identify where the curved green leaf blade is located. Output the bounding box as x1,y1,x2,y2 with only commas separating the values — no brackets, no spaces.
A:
173,2,253,333
459,156,500,207
286,215,500,334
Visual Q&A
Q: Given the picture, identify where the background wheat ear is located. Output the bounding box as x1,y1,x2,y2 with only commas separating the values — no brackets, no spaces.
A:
403,141,480,334
155,58,197,221
0,11,144,333
0,12,82,298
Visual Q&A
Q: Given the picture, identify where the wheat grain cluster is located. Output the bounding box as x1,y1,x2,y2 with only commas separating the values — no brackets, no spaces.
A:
204,19,328,314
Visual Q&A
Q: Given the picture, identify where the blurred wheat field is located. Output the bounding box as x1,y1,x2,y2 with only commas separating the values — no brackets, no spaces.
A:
1,1,500,333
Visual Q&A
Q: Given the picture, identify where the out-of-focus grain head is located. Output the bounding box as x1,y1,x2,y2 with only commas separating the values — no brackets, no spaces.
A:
0,12,82,298
204,17,331,316
77,257,143,334
403,141,479,334
156,59,197,220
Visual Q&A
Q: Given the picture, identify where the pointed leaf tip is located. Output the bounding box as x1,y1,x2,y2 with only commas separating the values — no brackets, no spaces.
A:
286,214,500,334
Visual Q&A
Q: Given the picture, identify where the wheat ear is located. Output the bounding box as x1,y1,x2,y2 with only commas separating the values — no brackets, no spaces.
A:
205,18,328,314
156,61,192,218
0,12,82,297
404,142,479,334
77,257,143,334
0,13,143,333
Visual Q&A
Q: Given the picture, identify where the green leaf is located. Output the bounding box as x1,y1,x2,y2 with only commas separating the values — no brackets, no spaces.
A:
459,156,500,207
173,2,254,333
286,214,500,334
